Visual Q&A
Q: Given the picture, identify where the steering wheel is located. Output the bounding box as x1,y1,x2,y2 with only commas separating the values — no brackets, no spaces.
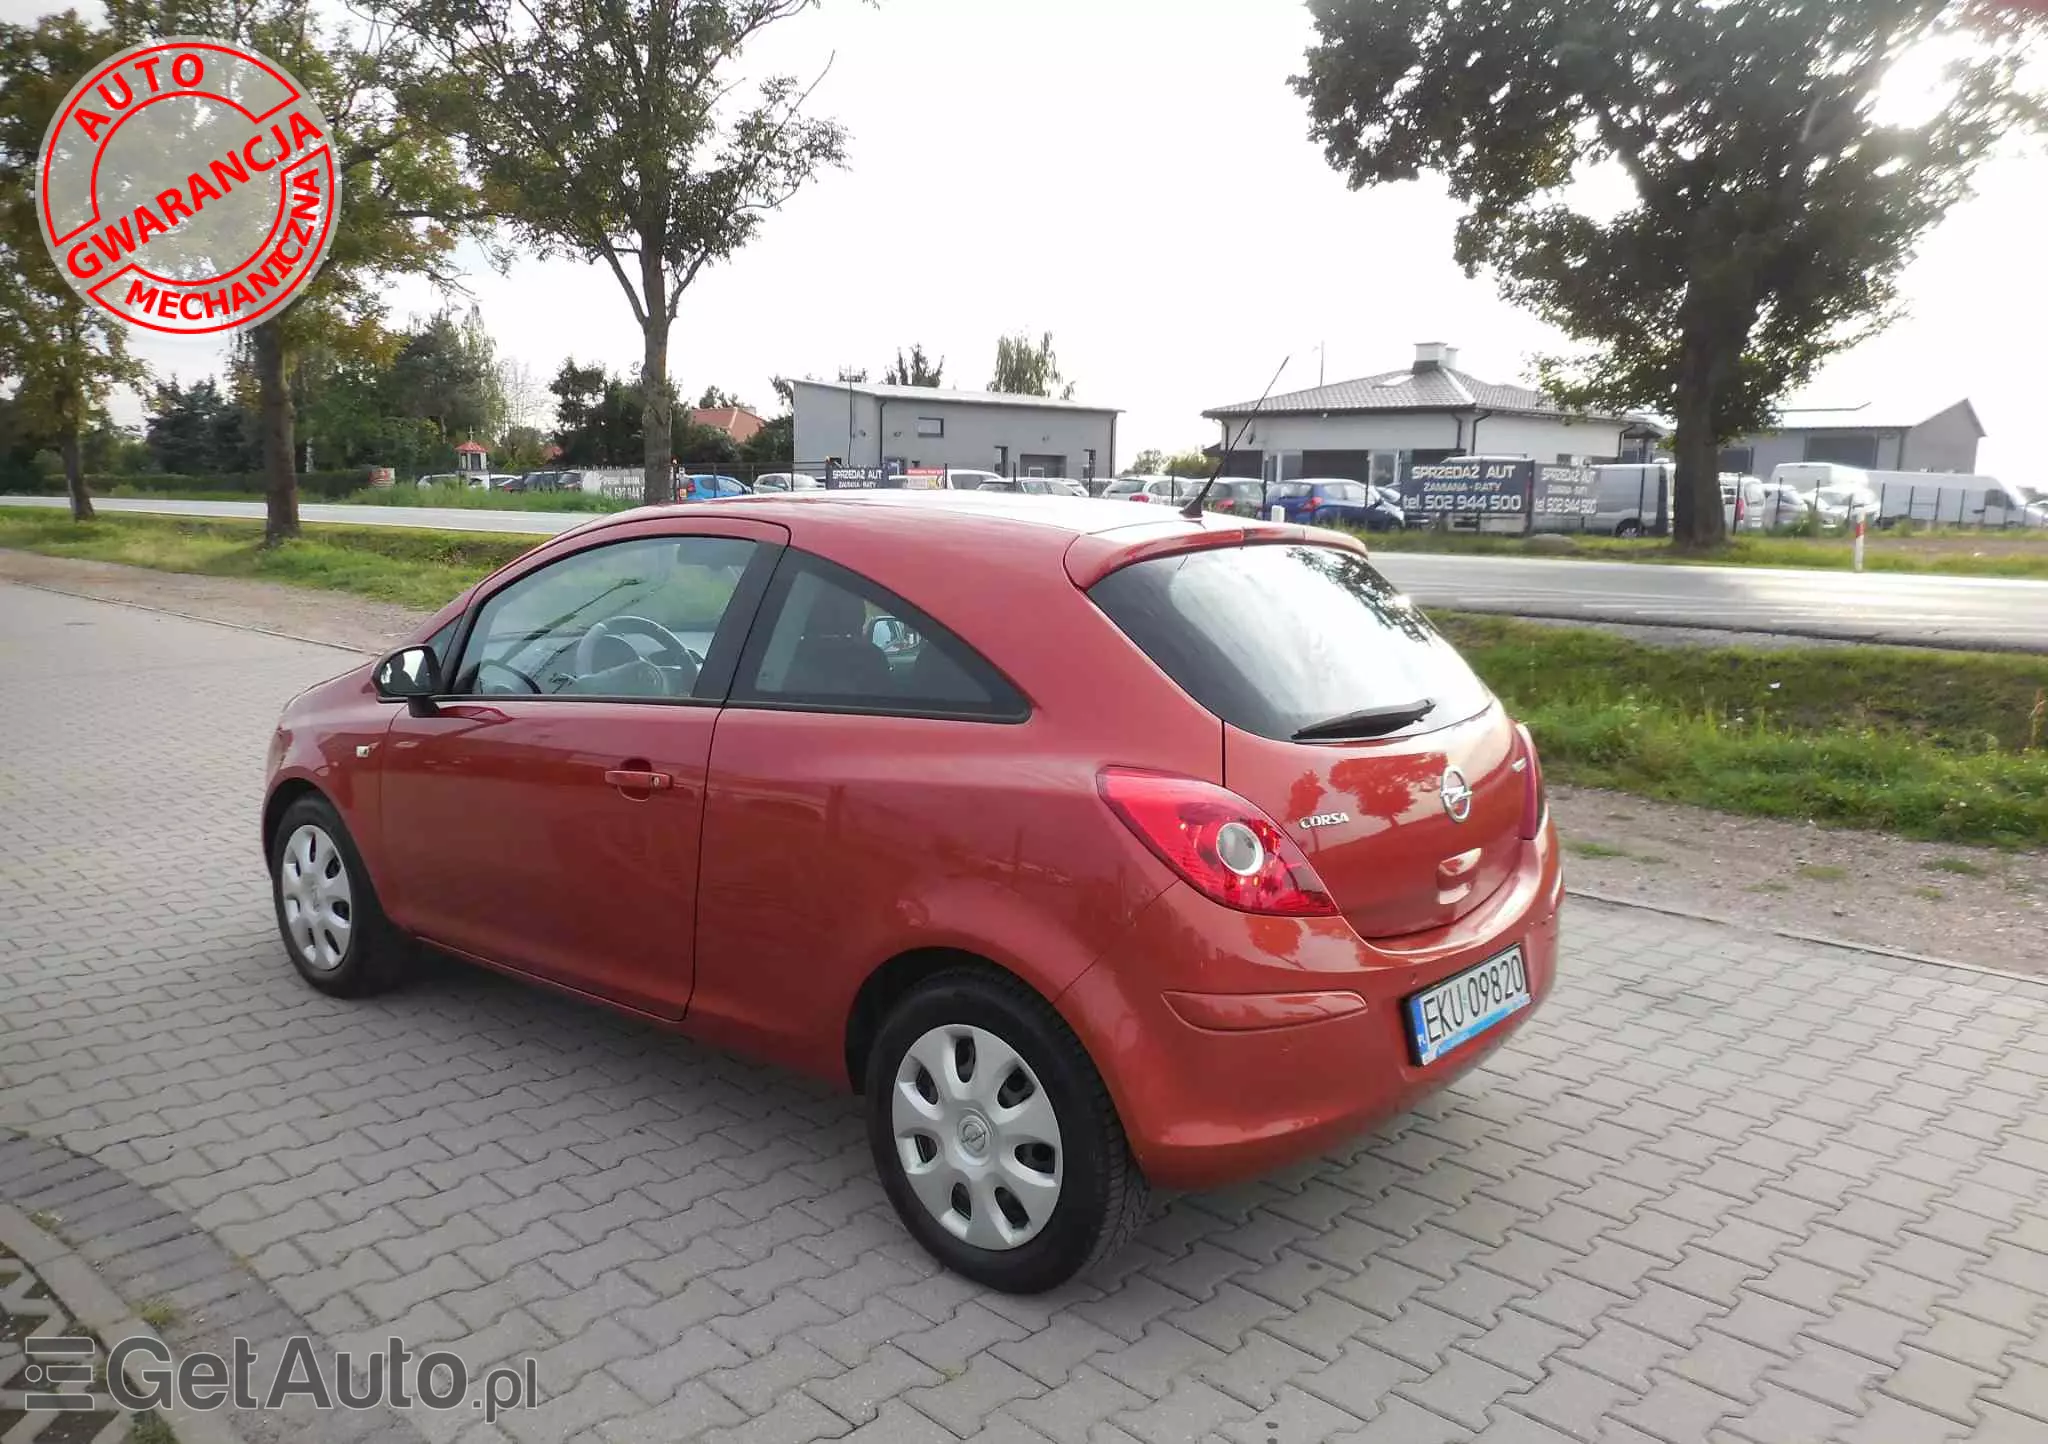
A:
474,659,544,694
575,615,700,689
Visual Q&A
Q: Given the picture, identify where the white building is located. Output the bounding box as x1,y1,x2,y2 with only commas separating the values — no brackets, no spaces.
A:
1202,343,1661,489
789,379,1120,483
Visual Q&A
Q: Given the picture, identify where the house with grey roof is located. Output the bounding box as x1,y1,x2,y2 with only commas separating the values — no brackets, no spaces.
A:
1719,400,1983,478
1201,343,1662,490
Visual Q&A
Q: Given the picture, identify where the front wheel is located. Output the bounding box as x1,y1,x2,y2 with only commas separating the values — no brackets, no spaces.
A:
866,969,1149,1293
269,796,406,998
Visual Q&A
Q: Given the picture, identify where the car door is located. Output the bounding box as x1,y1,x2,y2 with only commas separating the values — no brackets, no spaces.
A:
689,549,1032,1071
377,519,785,1017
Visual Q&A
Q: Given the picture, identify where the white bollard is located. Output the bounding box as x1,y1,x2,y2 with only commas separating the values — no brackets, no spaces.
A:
1270,505,1284,523
1853,519,1866,572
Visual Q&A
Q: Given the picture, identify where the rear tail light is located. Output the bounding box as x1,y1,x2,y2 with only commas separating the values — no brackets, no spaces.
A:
1514,722,1547,840
1131,494,1152,503
1098,768,1339,916
1303,495,1322,511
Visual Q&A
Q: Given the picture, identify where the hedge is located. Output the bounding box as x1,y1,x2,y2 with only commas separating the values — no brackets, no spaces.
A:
1,470,373,499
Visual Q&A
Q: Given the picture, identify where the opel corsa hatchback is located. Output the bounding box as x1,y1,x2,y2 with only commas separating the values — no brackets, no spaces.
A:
264,492,1561,1292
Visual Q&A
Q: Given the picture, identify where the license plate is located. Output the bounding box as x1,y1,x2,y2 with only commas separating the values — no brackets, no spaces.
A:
1405,945,1530,1067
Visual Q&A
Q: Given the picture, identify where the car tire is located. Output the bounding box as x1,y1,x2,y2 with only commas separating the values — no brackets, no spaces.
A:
1615,519,1643,538
866,967,1150,1293
269,795,406,998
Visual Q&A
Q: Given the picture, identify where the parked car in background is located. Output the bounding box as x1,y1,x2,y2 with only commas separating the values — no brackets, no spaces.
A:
1269,479,1405,532
1204,479,1271,515
1812,483,1881,527
1719,474,1765,531
934,470,1003,491
413,472,463,488
677,473,750,502
1752,481,1815,529
979,477,1082,497
1104,475,1202,504
753,473,824,493
266,491,1559,1292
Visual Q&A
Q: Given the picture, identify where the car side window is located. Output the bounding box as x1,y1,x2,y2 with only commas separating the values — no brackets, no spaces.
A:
736,553,1027,721
450,536,759,701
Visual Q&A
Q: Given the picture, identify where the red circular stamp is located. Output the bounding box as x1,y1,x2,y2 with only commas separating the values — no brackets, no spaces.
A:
36,36,339,336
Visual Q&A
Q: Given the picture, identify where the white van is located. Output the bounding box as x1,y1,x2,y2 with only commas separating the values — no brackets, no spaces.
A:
1859,471,2032,528
1586,463,1671,536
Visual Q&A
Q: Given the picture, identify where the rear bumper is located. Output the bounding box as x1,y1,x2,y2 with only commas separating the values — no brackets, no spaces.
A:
1058,817,1562,1190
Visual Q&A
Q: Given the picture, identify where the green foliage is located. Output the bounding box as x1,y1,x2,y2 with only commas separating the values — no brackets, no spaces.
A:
696,386,750,411
1438,612,2048,845
551,360,656,466
146,379,254,475
0,12,149,519
884,344,945,388
1295,0,2048,547
740,413,794,467
1161,449,1210,477
1126,449,1167,475
385,306,507,442
376,0,849,504
989,331,1076,399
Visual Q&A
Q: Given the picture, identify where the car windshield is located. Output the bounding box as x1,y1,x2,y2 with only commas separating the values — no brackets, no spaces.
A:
1088,542,1493,743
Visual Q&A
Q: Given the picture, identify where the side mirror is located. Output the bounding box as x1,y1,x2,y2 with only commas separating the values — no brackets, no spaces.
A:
374,645,441,702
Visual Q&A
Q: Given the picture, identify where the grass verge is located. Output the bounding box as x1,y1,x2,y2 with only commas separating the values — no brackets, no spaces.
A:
1439,612,2048,847
1367,527,2048,579
0,511,529,610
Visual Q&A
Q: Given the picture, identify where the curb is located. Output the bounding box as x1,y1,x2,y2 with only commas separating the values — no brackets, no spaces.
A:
0,1201,247,1444
1567,885,2048,988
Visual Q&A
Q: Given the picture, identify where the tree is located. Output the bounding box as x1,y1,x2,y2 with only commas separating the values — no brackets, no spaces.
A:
0,13,148,521
146,378,252,474
1296,0,2046,546
499,358,547,431
696,386,750,411
387,307,506,441
884,344,944,388
740,412,793,467
1161,448,1210,477
380,0,849,506
1126,448,1167,476
105,1,485,542
990,331,1075,400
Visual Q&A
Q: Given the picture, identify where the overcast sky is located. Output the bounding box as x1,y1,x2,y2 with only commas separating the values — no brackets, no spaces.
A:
13,0,2043,480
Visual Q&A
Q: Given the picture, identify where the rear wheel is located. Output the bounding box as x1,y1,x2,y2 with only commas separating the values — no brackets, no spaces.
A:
1614,518,1644,538
269,796,405,997
866,969,1148,1293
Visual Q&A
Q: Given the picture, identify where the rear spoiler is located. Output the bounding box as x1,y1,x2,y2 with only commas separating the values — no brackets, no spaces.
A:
1063,518,1365,590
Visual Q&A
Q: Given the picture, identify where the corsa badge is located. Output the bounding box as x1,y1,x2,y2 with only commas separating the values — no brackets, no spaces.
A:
1298,812,1350,831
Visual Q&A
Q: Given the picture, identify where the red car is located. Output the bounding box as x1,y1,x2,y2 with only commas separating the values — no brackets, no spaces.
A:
264,492,1561,1292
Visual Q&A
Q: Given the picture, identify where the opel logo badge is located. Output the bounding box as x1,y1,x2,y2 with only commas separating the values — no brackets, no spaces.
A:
1440,767,1474,823
959,1115,989,1156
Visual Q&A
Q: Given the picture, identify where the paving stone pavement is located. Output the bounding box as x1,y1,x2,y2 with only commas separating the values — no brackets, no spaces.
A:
5,578,2048,1444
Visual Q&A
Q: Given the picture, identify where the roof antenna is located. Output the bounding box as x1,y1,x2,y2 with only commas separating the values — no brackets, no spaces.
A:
1182,355,1289,519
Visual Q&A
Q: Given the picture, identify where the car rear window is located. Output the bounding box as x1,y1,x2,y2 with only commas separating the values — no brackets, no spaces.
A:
1270,483,1311,499
1088,543,1493,742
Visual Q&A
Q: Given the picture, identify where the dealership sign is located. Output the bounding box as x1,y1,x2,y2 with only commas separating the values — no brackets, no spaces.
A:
37,37,339,335
1400,460,1594,527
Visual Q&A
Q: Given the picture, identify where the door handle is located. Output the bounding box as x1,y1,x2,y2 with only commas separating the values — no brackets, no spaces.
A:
605,768,673,792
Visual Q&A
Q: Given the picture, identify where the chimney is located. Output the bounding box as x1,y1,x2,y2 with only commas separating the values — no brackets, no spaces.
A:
1413,342,1458,374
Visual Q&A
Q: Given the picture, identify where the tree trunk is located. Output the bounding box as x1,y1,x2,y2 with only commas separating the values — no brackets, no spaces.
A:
640,312,673,506
61,425,92,522
1670,372,1725,549
639,241,674,506
253,317,299,546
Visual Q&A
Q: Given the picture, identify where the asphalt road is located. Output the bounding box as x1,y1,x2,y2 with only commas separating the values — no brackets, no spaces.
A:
8,493,2048,650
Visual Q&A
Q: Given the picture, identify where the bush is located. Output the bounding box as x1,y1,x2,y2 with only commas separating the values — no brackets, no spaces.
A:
2,470,375,499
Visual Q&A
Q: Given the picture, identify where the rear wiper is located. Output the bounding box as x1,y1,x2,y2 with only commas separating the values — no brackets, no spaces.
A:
1292,698,1436,741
